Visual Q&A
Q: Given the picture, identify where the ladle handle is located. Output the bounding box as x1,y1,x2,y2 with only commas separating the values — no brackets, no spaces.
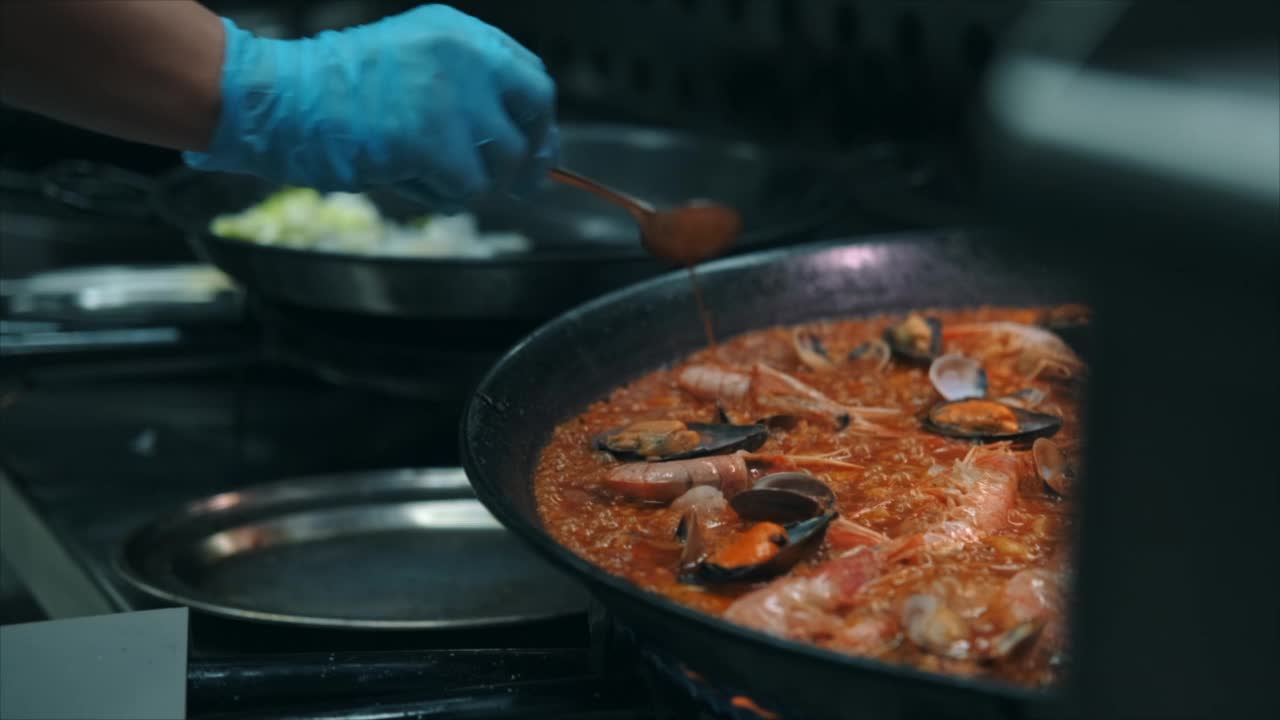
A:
549,168,654,219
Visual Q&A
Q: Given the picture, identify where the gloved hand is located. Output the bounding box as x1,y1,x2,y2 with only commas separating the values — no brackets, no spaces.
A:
185,4,558,212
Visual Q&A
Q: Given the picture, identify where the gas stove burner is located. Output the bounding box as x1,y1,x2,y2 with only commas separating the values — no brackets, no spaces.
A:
118,468,589,629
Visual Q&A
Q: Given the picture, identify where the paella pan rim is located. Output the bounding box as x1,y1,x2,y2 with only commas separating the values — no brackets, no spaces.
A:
461,231,1070,711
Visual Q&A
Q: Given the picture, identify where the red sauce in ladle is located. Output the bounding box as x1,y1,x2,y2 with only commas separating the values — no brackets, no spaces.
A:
549,169,743,346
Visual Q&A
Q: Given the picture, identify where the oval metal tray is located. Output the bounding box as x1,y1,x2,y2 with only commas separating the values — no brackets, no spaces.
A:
117,469,588,629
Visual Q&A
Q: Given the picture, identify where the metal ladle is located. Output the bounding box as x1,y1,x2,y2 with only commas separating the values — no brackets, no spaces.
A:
550,168,743,267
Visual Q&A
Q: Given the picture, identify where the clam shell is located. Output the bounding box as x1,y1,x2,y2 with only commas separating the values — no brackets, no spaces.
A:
928,353,988,401
1033,437,1074,496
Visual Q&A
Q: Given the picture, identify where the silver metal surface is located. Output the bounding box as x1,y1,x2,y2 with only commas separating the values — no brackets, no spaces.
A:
0,468,118,619
117,468,589,629
0,264,241,337
1,265,235,313
0,608,189,720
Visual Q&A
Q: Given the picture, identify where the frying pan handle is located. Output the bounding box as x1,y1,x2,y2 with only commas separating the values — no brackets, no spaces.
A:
39,160,158,219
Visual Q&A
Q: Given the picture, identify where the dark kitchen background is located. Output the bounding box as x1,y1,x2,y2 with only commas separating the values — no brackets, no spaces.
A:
3,0,1012,160
1,0,1013,274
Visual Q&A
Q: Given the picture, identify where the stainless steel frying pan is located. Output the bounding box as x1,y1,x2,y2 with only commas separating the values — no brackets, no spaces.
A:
70,124,857,321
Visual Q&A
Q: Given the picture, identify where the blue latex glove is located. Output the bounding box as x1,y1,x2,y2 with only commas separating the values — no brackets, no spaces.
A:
185,5,558,212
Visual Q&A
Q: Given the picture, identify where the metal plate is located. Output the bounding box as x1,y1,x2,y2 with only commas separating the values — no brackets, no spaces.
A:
1,264,237,321
117,469,589,629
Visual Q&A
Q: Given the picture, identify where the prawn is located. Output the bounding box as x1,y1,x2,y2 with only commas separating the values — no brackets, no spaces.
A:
827,517,890,552
723,548,884,639
605,450,863,502
605,452,751,502
726,445,1024,638
898,561,1068,662
678,363,900,433
943,321,1084,382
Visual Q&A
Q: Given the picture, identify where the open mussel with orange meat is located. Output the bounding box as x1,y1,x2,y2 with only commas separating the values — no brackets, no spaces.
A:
595,419,768,461
923,398,1062,442
924,351,1062,442
677,472,836,584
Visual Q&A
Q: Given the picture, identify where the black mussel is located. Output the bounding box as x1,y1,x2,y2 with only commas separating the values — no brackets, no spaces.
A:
730,472,836,523
792,329,834,371
691,473,836,584
730,489,821,524
884,313,942,362
756,472,837,500
596,419,767,461
923,399,1062,442
695,512,836,584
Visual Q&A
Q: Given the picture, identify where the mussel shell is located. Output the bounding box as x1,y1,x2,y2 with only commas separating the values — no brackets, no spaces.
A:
696,511,836,584
754,472,836,503
884,316,943,363
677,422,768,459
730,472,836,523
730,488,824,524
595,421,767,461
922,399,1062,442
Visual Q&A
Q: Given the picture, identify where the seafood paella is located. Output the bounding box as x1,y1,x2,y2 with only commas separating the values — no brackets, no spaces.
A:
534,306,1086,687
